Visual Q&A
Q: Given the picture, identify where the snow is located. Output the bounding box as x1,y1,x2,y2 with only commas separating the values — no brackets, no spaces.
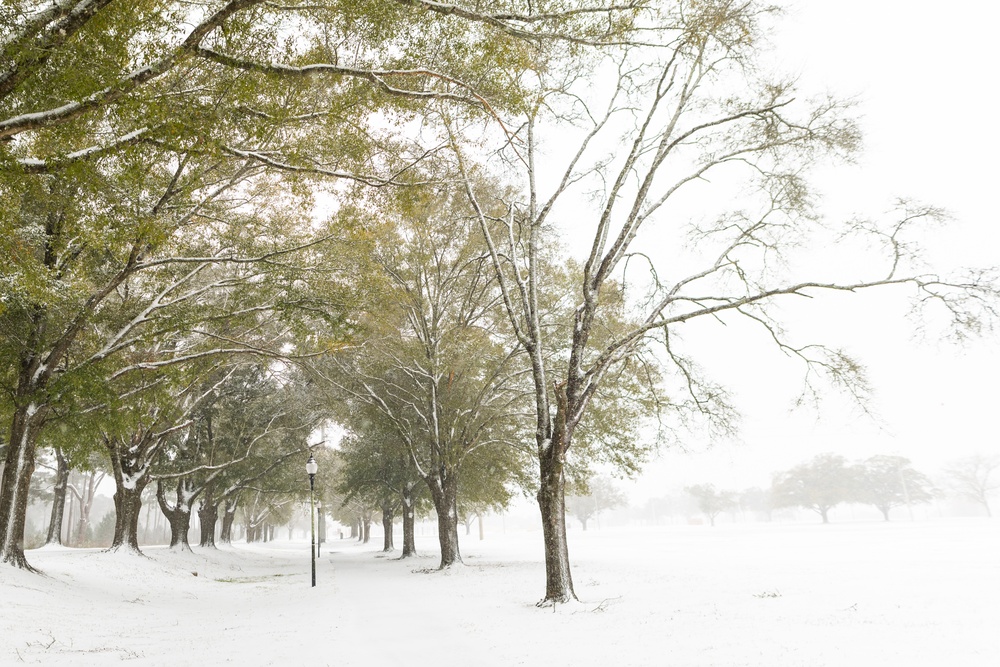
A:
2,520,998,665
121,473,141,491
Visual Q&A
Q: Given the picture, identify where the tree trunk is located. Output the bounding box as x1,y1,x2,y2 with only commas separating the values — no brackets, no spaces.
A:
362,514,371,544
66,491,77,544
220,499,237,544
0,401,47,570
381,504,395,552
198,501,219,548
477,513,484,541
110,481,148,553
426,476,461,568
45,448,70,546
74,470,101,546
401,486,417,558
105,429,161,554
819,507,830,524
536,437,575,604
156,481,193,552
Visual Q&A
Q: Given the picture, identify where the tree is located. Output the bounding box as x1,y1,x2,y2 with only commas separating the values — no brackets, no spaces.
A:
685,483,736,527
771,454,857,523
567,476,627,530
451,1,997,603
944,454,1000,517
150,363,318,551
335,425,422,555
854,455,934,521
2,0,643,571
317,181,532,568
42,447,70,545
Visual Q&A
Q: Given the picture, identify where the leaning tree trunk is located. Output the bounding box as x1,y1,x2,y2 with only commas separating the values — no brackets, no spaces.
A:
426,475,461,568
536,428,576,604
45,448,70,546
400,485,417,558
381,503,395,552
0,400,48,570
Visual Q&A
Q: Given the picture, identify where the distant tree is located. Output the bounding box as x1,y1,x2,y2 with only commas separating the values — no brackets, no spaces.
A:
566,477,627,531
685,484,736,527
854,455,934,521
771,454,858,524
944,454,1000,517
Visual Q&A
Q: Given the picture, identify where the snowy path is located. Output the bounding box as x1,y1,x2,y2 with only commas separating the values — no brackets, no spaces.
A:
2,520,998,665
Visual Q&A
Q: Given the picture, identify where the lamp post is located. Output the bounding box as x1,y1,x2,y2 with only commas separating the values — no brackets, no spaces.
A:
306,454,318,587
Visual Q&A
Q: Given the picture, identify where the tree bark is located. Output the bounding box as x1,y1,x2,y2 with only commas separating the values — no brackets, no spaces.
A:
45,448,70,545
156,480,193,552
381,504,395,552
110,481,148,553
198,501,219,548
401,486,417,558
426,476,461,568
0,402,48,569
219,499,237,544
536,431,575,604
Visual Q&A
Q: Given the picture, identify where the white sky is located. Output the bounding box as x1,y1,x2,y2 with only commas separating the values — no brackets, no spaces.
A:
625,0,1000,500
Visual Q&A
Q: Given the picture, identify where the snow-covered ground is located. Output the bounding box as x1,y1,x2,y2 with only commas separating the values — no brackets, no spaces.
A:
2,520,998,666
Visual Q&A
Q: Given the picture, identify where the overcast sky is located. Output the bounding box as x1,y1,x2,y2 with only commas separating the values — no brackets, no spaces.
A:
624,0,1000,499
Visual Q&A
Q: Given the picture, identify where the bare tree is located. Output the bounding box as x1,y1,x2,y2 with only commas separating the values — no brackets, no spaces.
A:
451,1,997,603
567,476,627,530
944,454,1000,517
685,483,736,527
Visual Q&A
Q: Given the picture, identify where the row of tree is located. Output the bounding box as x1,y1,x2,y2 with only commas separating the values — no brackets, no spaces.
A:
2,1,997,607
684,452,1000,525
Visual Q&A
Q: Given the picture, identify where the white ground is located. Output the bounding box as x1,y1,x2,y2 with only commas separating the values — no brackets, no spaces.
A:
2,520,998,666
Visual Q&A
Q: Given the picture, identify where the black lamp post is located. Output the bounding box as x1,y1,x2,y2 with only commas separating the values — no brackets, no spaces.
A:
306,454,318,587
